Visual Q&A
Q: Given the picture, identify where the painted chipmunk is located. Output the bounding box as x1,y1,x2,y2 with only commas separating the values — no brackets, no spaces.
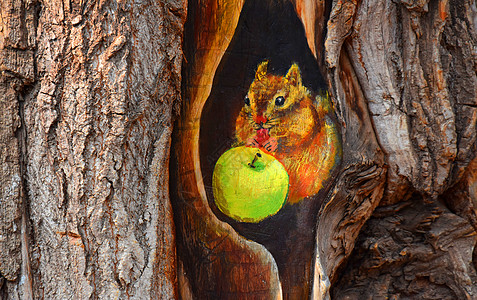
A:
235,61,341,203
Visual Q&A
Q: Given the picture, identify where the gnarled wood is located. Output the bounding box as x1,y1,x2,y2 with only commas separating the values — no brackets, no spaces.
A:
328,0,477,297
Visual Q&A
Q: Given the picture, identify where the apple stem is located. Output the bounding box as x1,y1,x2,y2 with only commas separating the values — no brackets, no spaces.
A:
248,152,262,168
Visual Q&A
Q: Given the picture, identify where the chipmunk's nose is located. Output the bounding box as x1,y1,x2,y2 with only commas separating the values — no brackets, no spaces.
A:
254,114,267,124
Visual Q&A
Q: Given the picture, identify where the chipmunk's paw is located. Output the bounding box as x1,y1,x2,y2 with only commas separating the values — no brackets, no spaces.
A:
246,137,260,148
263,137,278,153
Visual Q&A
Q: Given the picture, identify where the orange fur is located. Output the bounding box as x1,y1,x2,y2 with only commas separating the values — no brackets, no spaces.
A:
235,61,341,203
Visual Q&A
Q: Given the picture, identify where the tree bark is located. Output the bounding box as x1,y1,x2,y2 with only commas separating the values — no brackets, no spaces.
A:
1,0,185,298
0,0,476,299
328,0,477,298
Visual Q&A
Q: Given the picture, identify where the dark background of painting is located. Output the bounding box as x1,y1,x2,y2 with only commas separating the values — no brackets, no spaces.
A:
199,0,326,222
198,1,329,296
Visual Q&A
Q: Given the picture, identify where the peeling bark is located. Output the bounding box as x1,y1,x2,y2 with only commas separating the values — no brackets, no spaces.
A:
329,0,477,297
333,197,477,299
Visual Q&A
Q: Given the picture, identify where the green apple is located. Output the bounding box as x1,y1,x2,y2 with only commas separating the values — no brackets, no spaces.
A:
212,146,289,223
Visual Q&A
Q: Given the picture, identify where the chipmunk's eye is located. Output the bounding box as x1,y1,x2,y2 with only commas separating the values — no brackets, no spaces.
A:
244,95,250,106
275,96,285,107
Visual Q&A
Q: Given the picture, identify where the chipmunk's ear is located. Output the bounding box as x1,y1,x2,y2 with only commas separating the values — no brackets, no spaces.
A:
285,63,302,86
255,60,268,81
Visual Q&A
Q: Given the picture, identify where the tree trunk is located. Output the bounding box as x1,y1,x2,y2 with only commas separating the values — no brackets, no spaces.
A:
1,0,185,298
0,0,476,299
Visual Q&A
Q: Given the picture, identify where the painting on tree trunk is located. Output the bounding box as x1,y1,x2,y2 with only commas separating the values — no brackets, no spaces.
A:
208,59,341,295
171,0,342,298
170,0,477,298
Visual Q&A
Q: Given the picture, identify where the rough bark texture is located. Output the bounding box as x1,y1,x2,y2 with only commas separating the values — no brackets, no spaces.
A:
333,195,477,299
1,0,185,298
0,1,36,297
328,0,477,298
